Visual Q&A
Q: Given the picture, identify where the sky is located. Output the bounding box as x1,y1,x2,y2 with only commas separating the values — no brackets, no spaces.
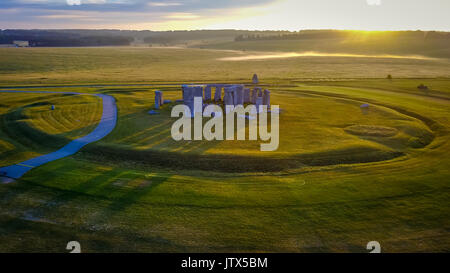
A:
0,0,449,31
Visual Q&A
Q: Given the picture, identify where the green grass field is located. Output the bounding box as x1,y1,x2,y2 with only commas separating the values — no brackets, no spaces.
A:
0,47,449,252
1,47,450,85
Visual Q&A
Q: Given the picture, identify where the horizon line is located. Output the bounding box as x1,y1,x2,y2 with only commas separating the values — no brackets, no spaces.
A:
2,28,450,32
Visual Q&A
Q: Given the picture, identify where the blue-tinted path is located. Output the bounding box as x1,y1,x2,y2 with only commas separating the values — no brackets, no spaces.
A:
0,91,117,179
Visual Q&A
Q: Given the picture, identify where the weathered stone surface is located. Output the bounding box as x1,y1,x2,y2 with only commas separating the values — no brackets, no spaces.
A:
185,99,195,117
182,84,188,101
232,86,238,105
224,87,234,106
255,96,263,113
244,88,251,103
154,90,162,109
252,74,259,84
214,85,222,101
183,86,194,101
236,85,245,106
263,89,271,107
182,86,194,116
251,88,258,104
204,85,212,101
257,87,263,97
159,90,164,105
193,86,203,100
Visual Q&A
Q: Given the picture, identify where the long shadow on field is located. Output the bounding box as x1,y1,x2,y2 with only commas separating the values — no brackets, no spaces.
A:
0,113,103,166
0,178,186,252
0,94,102,166
101,108,223,155
0,104,68,152
10,163,171,226
102,172,171,218
80,141,404,173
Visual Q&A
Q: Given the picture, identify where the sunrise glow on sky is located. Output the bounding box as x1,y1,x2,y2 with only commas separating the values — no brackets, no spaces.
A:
0,0,449,30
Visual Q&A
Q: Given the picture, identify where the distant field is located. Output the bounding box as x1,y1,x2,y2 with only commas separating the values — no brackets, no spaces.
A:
195,34,450,59
0,47,449,86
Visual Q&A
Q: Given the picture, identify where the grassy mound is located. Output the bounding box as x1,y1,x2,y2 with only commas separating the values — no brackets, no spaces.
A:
79,143,402,173
344,125,398,137
0,93,102,165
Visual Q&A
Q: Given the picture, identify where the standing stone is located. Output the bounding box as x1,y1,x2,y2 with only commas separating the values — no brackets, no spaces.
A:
255,96,263,113
204,85,212,101
360,104,369,115
224,88,234,114
183,86,194,116
155,91,162,109
252,74,259,84
263,89,271,107
251,88,258,104
181,84,188,101
244,88,251,103
257,87,263,97
224,87,234,105
232,86,238,106
181,85,184,101
193,86,203,100
186,99,195,117
236,85,244,106
214,85,222,101
184,86,194,101
159,90,164,105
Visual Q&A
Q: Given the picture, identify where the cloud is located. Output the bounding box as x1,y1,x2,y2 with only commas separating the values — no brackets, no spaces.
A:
366,0,382,6
37,13,90,19
164,12,199,19
6,0,448,31
66,0,81,5
149,2,183,7
66,0,109,5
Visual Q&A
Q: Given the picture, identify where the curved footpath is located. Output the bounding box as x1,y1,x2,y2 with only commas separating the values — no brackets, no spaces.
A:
0,90,117,179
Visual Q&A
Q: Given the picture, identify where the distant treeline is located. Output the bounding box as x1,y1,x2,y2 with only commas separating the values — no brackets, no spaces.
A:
142,30,289,44
235,30,450,42
1,29,449,49
0,29,290,47
0,30,134,47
